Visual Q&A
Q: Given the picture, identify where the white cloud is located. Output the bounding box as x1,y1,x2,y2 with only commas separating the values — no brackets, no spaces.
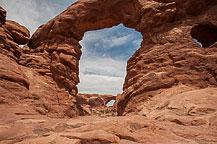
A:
0,0,39,34
78,73,124,95
0,0,76,34
79,57,126,77
78,56,127,95
81,29,135,50
133,38,142,47
102,34,134,48
80,30,103,42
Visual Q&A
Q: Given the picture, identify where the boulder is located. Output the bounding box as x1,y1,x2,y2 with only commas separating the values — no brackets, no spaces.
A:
5,20,30,45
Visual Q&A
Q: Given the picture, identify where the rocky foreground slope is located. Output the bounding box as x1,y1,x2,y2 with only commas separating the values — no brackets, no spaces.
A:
0,0,217,143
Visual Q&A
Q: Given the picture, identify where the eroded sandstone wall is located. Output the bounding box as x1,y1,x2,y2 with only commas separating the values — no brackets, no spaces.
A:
26,0,217,116
118,1,217,115
0,6,80,118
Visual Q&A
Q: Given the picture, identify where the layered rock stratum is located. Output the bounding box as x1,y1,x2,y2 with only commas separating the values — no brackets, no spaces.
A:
0,0,217,143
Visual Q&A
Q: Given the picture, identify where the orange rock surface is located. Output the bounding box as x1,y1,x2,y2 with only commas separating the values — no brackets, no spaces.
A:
27,0,217,116
0,0,217,143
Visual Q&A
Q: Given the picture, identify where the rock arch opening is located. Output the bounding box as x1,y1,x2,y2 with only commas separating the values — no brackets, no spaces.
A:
191,24,217,48
78,24,142,95
106,100,116,107
25,0,145,98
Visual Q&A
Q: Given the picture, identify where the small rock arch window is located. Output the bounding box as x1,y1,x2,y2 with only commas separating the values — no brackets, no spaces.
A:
106,100,116,107
191,24,217,48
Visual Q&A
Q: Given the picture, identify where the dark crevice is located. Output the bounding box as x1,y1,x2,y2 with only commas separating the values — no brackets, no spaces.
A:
206,67,217,84
115,134,137,142
170,119,185,126
0,75,29,90
191,24,217,48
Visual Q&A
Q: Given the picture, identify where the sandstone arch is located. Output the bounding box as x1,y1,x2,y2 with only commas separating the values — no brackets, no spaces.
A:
26,0,217,116
28,0,142,93
27,0,178,101
1,1,217,143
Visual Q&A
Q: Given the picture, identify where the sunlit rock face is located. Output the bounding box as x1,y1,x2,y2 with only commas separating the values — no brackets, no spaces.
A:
0,1,217,143
0,6,30,60
28,0,217,116
0,5,80,118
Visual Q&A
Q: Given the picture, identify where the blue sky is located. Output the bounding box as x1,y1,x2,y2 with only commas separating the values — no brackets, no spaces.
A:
0,0,142,95
194,39,203,48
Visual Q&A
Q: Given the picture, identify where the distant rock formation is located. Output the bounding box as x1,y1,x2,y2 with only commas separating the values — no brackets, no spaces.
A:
77,93,116,116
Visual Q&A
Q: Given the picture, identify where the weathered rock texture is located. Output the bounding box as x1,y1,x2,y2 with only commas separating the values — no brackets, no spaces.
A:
0,6,79,118
27,0,217,116
76,93,116,116
77,93,116,107
0,7,29,60
1,87,217,144
0,0,217,143
5,20,30,45
0,104,199,144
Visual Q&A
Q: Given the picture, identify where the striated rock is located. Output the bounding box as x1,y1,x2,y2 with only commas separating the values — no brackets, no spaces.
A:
18,50,51,75
0,6,6,25
51,51,80,92
0,52,79,118
0,6,79,118
118,35,217,115
141,87,217,144
5,20,30,45
21,66,80,118
0,105,201,144
0,7,30,60
1,88,217,143
62,130,121,144
117,2,217,115
21,45,31,54
0,25,21,60
0,54,30,104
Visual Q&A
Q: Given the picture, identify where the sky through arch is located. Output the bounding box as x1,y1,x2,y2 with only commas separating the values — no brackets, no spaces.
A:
78,24,142,95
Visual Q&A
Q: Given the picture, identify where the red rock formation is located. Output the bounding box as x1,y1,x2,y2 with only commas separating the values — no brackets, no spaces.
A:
76,93,116,116
27,0,217,116
0,7,29,60
1,88,217,144
0,16,28,60
0,6,30,104
0,1,217,143
0,6,6,25
77,93,116,106
0,6,79,118
0,54,29,104
5,20,30,45
117,2,217,115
